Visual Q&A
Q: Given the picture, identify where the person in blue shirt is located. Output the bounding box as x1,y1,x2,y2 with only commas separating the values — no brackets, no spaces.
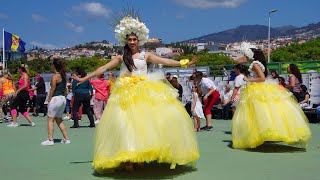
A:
70,67,94,128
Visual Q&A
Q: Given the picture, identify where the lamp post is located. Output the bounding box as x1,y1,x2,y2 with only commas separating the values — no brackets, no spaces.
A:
268,9,278,63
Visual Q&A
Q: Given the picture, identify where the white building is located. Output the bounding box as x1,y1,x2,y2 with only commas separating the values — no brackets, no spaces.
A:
156,47,172,56
196,43,208,51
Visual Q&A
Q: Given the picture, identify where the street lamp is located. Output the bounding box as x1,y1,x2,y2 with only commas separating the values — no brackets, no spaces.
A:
268,9,278,63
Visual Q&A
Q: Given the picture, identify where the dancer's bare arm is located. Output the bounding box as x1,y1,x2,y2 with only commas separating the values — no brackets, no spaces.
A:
73,56,122,83
146,53,197,67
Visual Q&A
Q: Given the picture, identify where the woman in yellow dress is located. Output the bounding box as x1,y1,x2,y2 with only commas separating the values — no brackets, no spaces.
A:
232,42,311,149
73,15,199,173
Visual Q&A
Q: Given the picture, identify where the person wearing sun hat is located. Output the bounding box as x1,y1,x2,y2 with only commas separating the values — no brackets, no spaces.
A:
72,11,199,173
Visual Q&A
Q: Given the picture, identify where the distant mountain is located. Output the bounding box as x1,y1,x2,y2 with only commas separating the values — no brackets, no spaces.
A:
184,22,320,43
275,25,297,33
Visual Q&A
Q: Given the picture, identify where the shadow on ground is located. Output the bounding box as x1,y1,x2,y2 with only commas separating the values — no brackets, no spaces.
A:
223,140,306,153
90,162,196,179
20,124,33,126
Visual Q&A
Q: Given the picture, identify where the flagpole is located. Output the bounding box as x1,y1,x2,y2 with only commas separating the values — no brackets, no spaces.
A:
2,28,5,70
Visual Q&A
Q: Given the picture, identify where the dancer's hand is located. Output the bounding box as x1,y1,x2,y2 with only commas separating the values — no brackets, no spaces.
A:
187,56,198,67
72,74,84,83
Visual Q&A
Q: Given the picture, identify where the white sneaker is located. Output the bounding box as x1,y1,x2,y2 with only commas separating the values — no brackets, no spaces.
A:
31,122,35,127
61,138,71,144
94,120,100,124
0,120,3,123
7,122,18,127
63,116,70,120
41,139,54,146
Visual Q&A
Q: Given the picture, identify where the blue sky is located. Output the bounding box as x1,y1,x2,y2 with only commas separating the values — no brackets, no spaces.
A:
0,0,319,49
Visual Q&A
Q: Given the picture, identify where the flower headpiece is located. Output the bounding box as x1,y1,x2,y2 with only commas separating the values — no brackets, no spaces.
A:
114,16,149,46
240,42,256,59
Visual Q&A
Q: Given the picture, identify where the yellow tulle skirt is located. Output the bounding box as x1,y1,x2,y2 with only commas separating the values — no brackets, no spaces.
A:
232,80,311,149
93,74,199,173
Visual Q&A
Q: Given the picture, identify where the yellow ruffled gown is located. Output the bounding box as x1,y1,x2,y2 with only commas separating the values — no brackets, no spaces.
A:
93,52,199,173
232,61,311,149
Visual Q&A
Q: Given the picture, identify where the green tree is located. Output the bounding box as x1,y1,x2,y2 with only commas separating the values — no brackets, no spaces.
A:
66,57,120,72
271,38,320,62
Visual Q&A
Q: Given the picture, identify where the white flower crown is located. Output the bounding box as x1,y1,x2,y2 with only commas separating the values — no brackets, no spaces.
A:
240,42,256,59
114,16,149,46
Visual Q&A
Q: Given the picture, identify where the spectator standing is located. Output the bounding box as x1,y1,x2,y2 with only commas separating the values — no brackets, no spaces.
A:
286,64,302,101
41,58,70,146
63,78,73,120
7,64,34,127
0,70,16,122
30,74,47,117
70,67,95,128
90,74,110,124
193,71,220,131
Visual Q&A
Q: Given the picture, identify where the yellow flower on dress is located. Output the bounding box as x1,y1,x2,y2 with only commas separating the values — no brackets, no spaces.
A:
118,75,147,86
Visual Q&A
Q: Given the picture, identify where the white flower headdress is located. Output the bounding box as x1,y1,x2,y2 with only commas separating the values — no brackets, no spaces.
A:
240,41,256,59
114,12,149,46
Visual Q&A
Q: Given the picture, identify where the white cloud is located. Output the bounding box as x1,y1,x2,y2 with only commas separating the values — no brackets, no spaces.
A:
71,2,111,17
64,22,84,33
32,13,46,23
173,0,246,9
30,41,59,50
0,13,9,20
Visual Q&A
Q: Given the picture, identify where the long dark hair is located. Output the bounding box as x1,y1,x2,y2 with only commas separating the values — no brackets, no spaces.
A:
252,49,268,77
53,58,67,80
289,64,302,83
234,64,249,76
123,44,137,72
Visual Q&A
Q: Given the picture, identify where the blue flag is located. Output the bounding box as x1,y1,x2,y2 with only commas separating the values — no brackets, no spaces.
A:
4,31,26,52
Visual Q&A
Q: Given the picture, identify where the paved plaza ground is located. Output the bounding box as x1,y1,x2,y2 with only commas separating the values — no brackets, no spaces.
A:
0,116,319,180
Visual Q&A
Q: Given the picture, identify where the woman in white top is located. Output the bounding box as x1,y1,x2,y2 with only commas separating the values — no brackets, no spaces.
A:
72,15,199,173
232,43,311,149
